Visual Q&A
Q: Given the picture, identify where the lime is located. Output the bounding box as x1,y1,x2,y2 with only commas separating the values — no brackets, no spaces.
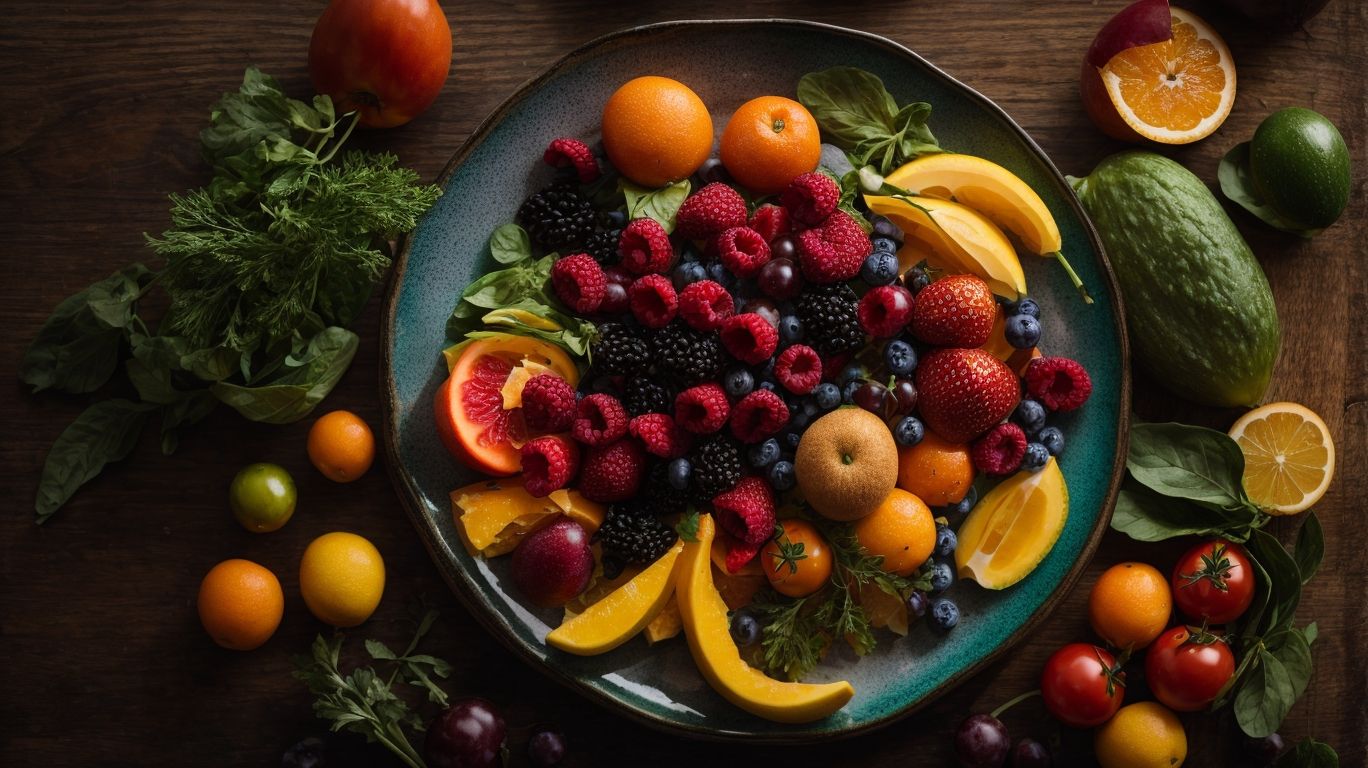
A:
229,463,297,533
1250,107,1351,231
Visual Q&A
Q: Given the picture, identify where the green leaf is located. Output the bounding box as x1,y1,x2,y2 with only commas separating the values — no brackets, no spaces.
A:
36,399,154,522
1267,626,1313,700
797,67,899,150
211,327,358,424
1111,482,1240,542
622,179,691,233
488,223,532,265
891,101,942,161
1127,422,1253,512
1235,649,1295,738
364,639,398,661
1248,529,1303,634
1303,622,1318,645
1219,141,1318,238
469,299,596,357
446,255,555,337
1275,738,1339,768
676,509,700,543
20,264,153,394
1293,512,1324,585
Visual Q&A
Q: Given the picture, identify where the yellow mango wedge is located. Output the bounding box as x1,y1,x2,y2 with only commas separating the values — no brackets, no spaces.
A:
548,539,684,656
955,458,1069,589
864,194,1027,300
644,595,682,644
451,481,604,558
677,515,855,723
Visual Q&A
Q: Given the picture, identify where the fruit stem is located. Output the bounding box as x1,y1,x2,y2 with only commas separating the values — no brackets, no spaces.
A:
991,688,1041,719
1048,251,1094,305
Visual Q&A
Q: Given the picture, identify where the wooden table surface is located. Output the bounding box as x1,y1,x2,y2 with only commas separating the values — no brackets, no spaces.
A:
2,1,1363,765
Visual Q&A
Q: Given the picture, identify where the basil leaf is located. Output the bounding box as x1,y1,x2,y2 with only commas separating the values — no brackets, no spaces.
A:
1302,622,1318,645
1248,529,1303,634
1267,626,1313,700
488,223,532,265
798,67,899,150
1127,422,1253,512
36,399,154,522
1235,649,1295,738
211,327,358,424
474,299,596,357
1239,550,1274,640
1275,738,1339,768
1111,482,1240,542
1219,141,1318,238
446,256,555,336
622,179,690,233
1293,512,1324,585
891,101,942,161
20,264,153,394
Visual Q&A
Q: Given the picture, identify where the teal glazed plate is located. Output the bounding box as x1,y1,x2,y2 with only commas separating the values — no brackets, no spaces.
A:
382,19,1129,742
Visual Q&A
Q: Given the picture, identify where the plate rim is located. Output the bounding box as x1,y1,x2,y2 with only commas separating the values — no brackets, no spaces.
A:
380,17,1131,743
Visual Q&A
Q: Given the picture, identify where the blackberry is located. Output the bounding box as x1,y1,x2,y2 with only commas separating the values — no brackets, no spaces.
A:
629,461,687,518
796,283,865,356
597,506,677,566
688,435,743,503
584,226,621,266
591,323,648,376
652,323,723,385
517,182,598,253
624,375,672,416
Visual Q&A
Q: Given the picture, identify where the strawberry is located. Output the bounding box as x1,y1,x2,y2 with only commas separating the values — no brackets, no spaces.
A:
908,274,997,348
914,348,1021,443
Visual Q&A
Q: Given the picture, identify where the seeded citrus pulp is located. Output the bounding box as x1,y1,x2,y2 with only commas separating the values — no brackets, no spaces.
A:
1228,401,1335,515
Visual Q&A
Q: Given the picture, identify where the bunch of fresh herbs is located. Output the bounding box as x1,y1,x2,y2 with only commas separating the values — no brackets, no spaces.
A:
797,67,942,176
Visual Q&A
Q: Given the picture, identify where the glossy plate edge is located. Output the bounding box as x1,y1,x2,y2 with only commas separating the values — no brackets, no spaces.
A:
379,18,1132,743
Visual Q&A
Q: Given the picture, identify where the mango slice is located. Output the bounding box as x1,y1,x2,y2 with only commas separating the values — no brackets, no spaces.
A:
955,458,1069,589
885,153,1062,255
864,194,1027,299
644,595,682,645
548,540,684,656
677,515,855,723
451,480,604,558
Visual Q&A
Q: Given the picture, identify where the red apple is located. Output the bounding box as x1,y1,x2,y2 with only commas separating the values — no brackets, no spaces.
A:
1080,0,1174,141
510,518,593,607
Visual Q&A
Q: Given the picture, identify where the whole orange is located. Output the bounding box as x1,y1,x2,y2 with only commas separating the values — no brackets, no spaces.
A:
601,76,713,188
853,489,937,576
720,96,821,194
197,559,284,651
307,410,375,483
896,432,975,506
1089,562,1173,650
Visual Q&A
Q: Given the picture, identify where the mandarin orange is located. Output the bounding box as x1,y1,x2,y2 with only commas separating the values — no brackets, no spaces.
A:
197,559,284,651
719,96,821,194
601,76,713,188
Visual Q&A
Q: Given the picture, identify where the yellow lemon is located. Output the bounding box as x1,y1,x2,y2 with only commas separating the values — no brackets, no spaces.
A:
1094,702,1187,768
299,532,385,627
1228,401,1335,515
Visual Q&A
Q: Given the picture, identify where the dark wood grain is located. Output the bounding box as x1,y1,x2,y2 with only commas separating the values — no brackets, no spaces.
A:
1,1,1363,765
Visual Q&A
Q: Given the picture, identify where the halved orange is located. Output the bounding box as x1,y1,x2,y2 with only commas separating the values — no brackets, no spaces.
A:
1100,7,1236,144
1228,402,1335,515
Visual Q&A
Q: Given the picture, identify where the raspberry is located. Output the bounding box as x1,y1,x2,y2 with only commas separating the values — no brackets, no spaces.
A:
573,393,629,446
909,274,997,347
618,217,673,275
722,535,764,574
577,439,645,503
677,279,734,332
1024,357,1093,412
712,476,776,547
797,210,870,283
550,253,606,314
520,374,576,432
774,344,823,395
781,171,840,226
542,137,599,183
971,422,1028,475
674,382,731,434
628,273,678,329
749,203,791,243
715,227,772,279
857,284,916,338
629,413,691,458
729,389,790,444
719,313,779,365
675,182,747,241
520,436,580,497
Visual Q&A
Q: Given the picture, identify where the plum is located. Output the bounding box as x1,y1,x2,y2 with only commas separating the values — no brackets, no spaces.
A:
425,698,506,768
510,518,593,607
1080,0,1174,141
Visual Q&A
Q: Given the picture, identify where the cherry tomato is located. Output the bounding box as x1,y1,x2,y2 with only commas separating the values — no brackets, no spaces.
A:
1171,539,1255,624
308,0,452,128
760,520,833,598
1040,643,1126,727
1145,625,1236,712
228,463,297,533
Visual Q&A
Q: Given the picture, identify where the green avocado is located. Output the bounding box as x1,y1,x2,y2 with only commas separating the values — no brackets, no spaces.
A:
1072,151,1280,407
1250,107,1351,231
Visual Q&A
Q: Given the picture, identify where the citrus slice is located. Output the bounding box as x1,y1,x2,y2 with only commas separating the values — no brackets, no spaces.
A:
547,539,683,656
1100,7,1236,144
955,458,1068,589
1228,402,1335,515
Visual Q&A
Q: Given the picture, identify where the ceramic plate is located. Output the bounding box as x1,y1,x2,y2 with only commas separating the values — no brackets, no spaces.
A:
381,19,1129,741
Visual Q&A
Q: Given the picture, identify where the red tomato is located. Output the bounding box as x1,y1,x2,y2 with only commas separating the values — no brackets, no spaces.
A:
308,0,452,128
1040,643,1125,727
760,520,833,598
1145,625,1236,712
1171,539,1255,624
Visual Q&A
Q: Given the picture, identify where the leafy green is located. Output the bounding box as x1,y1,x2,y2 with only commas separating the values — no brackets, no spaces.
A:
1127,422,1252,512
622,178,691,233
1235,648,1295,738
1293,512,1324,585
210,326,359,424
35,399,155,523
675,509,700,543
797,67,941,176
1275,738,1339,767
488,222,532,265
1219,142,1318,238
1111,482,1245,542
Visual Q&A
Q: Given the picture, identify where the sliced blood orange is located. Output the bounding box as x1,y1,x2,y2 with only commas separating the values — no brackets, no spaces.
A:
434,333,579,476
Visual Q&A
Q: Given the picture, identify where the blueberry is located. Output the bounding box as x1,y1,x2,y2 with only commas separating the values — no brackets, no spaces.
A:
934,525,957,558
729,611,762,647
527,728,567,767
281,737,326,768
894,416,925,447
871,216,905,245
1004,313,1042,349
841,379,862,404
871,236,899,255
606,209,628,228
949,485,979,520
1022,442,1050,471
723,366,754,399
748,438,781,469
769,459,797,491
672,260,708,292
908,271,931,293
757,356,777,383
860,250,899,286
884,339,918,376
813,382,842,411
758,380,777,393
929,561,955,593
800,397,820,418
679,244,702,262
781,431,802,452
838,363,867,386
778,314,804,346
667,458,692,491
1012,398,1047,435
1011,297,1041,318
706,261,735,290
905,590,929,619
1038,426,1065,457
929,598,960,631
789,409,812,433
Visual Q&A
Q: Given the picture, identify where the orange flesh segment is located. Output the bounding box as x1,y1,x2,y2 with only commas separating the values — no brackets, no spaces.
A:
1236,412,1332,507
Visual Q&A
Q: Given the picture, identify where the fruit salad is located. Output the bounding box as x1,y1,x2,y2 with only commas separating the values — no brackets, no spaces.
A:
434,69,1093,723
